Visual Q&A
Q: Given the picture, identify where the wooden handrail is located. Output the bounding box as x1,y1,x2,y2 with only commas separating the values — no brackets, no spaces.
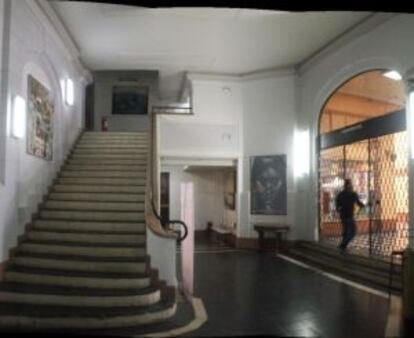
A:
144,109,178,240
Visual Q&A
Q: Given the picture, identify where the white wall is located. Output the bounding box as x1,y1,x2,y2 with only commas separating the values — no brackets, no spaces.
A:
160,72,297,239
0,0,87,261
159,78,243,159
297,14,414,241
92,71,158,132
239,73,297,239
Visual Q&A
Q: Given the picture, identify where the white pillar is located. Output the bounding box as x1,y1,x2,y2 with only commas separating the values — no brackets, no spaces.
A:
404,71,414,250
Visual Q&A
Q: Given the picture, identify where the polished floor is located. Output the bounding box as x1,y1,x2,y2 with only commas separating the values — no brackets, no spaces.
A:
185,234,391,337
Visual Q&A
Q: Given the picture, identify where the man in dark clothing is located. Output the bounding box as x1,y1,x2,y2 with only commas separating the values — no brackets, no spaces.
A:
335,179,365,253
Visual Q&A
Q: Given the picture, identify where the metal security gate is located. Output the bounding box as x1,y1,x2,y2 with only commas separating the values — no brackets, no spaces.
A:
319,111,408,259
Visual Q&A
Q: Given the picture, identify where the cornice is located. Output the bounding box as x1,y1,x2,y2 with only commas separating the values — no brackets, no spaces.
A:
297,13,398,75
25,0,92,83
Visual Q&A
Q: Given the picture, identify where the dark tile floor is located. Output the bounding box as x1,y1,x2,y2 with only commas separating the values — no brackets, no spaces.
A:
185,234,390,337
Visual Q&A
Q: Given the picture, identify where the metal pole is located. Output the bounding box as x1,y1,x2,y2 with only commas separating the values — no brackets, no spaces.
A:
368,139,372,256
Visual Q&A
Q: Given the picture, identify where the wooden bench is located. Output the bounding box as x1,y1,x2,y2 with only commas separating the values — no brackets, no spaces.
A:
253,223,290,251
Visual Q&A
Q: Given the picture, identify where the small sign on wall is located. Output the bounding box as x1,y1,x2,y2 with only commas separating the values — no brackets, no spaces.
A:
250,154,287,215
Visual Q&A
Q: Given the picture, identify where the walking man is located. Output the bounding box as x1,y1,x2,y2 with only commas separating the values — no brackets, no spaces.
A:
335,179,365,253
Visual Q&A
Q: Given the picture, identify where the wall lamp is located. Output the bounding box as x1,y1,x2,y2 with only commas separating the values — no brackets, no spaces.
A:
61,78,74,106
12,96,26,139
294,129,310,178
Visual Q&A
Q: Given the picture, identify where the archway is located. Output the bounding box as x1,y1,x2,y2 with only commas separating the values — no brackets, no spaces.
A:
318,69,407,258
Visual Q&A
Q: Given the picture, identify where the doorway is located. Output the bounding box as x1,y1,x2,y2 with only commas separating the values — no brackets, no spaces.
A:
318,70,408,259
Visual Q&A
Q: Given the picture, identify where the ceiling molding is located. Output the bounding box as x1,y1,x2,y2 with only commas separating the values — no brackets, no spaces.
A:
241,66,296,82
297,13,398,75
26,0,92,83
187,66,297,84
187,72,242,83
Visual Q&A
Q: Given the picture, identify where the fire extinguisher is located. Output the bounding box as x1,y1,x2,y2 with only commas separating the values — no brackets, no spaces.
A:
101,117,108,132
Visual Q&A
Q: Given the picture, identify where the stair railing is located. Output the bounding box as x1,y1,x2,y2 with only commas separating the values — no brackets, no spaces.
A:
145,106,189,242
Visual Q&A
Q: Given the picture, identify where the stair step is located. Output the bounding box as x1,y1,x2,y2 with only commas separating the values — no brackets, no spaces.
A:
82,132,148,135
0,299,172,318
53,184,145,194
64,164,146,171
288,248,402,289
4,270,151,289
72,148,148,155
44,200,144,212
56,177,146,186
298,241,400,273
0,300,175,330
81,134,148,139
0,289,160,308
0,282,158,297
70,154,147,160
23,238,144,248
40,210,145,222
26,231,145,244
76,143,148,149
48,192,144,203
67,159,146,165
14,252,148,262
12,256,147,274
32,220,145,233
60,170,146,178
18,243,146,258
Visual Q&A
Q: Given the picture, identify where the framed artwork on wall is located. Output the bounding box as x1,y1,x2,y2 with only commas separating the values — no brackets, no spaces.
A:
26,75,54,160
250,154,287,215
112,86,149,115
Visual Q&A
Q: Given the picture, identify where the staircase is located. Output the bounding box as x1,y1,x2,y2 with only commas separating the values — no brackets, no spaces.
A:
0,132,177,332
286,241,402,294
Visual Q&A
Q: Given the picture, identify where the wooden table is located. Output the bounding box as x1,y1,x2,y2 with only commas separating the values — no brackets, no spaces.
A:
253,223,290,251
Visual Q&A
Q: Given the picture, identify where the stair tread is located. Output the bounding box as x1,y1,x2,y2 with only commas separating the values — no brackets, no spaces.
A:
288,248,402,287
0,299,174,318
14,252,148,262
0,282,158,297
21,240,146,248
298,241,401,272
7,265,150,279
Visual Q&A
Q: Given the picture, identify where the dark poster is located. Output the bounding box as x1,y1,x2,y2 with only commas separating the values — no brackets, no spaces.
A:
112,86,148,115
250,155,287,215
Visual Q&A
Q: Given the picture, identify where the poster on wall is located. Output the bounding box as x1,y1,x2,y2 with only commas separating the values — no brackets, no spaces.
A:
112,86,149,115
250,154,287,215
27,75,54,160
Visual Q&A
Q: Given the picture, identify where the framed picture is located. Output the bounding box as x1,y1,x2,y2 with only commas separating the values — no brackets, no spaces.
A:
112,86,149,115
250,154,287,215
26,75,54,160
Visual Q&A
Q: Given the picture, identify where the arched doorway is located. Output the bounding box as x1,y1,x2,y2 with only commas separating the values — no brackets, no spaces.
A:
318,70,408,258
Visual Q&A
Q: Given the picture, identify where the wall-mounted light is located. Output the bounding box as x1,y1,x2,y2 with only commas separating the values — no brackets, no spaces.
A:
294,129,310,178
65,79,75,106
12,96,26,139
383,70,402,81
60,79,66,102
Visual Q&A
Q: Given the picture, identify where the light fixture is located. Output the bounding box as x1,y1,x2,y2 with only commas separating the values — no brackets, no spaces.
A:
409,91,414,159
60,79,66,102
294,129,310,178
383,70,402,81
65,78,74,106
12,96,26,139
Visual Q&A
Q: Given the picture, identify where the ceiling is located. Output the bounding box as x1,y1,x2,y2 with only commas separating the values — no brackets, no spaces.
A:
50,1,372,101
